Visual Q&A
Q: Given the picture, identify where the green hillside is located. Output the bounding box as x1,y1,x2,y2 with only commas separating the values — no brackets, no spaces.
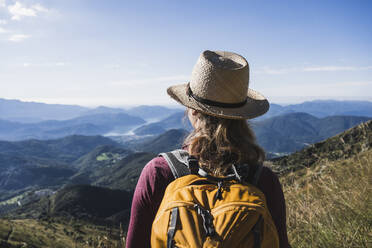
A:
92,152,156,191
0,135,119,164
74,145,131,170
0,135,122,202
71,151,156,191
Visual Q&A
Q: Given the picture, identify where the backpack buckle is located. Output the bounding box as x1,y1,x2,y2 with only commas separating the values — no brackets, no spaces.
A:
187,156,199,174
231,164,242,182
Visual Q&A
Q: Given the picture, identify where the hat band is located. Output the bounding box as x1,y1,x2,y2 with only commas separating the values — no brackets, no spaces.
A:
187,84,247,108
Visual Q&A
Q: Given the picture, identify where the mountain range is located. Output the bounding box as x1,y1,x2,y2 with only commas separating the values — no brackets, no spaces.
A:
0,97,370,247
0,116,370,202
126,111,370,155
1,99,371,144
0,98,89,123
251,113,370,154
0,98,182,123
0,113,370,200
259,100,372,119
0,119,369,247
0,98,371,225
0,113,146,141
2,98,372,123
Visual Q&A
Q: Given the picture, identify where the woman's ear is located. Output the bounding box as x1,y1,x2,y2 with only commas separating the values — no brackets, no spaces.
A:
187,108,199,129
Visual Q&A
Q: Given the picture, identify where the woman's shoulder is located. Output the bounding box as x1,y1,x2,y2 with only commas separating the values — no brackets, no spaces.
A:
144,156,168,169
260,165,281,184
257,165,283,195
140,156,173,181
261,165,279,180
134,156,174,199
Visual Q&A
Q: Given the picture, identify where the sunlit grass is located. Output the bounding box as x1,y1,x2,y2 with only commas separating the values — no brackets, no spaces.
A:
0,218,126,248
282,150,372,248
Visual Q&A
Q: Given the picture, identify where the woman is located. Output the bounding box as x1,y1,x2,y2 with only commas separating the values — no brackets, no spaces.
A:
126,50,290,247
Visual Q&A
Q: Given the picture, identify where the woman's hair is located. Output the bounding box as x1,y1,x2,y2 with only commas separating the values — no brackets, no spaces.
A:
183,109,265,176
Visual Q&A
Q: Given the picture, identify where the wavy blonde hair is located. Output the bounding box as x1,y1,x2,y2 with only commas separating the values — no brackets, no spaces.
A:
183,110,265,176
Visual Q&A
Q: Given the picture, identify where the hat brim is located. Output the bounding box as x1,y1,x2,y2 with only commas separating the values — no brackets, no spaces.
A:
167,83,269,120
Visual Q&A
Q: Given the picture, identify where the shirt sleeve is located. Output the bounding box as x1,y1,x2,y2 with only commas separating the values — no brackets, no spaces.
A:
258,167,291,248
126,157,173,248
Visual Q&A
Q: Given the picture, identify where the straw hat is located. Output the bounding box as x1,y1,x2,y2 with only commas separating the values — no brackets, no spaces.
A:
167,50,269,119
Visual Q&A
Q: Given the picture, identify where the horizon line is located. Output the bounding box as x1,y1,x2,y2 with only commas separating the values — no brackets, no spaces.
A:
1,96,372,109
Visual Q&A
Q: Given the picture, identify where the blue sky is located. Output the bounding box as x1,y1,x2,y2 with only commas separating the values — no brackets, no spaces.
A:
0,0,371,107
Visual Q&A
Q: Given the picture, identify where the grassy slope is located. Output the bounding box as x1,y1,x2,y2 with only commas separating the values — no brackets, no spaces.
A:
0,218,125,248
282,149,371,247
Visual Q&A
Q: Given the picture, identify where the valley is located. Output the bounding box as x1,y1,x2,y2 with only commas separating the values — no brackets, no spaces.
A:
0,99,371,247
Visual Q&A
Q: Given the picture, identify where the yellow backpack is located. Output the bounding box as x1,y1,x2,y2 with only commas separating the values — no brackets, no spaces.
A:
151,150,279,248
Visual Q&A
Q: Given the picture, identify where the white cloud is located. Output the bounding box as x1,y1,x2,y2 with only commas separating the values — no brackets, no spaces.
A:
8,2,49,21
0,27,9,33
0,20,8,25
0,0,6,8
8,34,30,42
8,2,36,20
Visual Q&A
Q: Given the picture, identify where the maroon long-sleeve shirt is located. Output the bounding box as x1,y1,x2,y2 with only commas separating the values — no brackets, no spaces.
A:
126,156,290,248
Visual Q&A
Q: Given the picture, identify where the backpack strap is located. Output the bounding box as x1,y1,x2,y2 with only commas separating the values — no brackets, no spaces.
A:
251,163,264,248
167,207,178,248
234,162,263,186
160,149,264,185
159,149,191,179
253,215,263,248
